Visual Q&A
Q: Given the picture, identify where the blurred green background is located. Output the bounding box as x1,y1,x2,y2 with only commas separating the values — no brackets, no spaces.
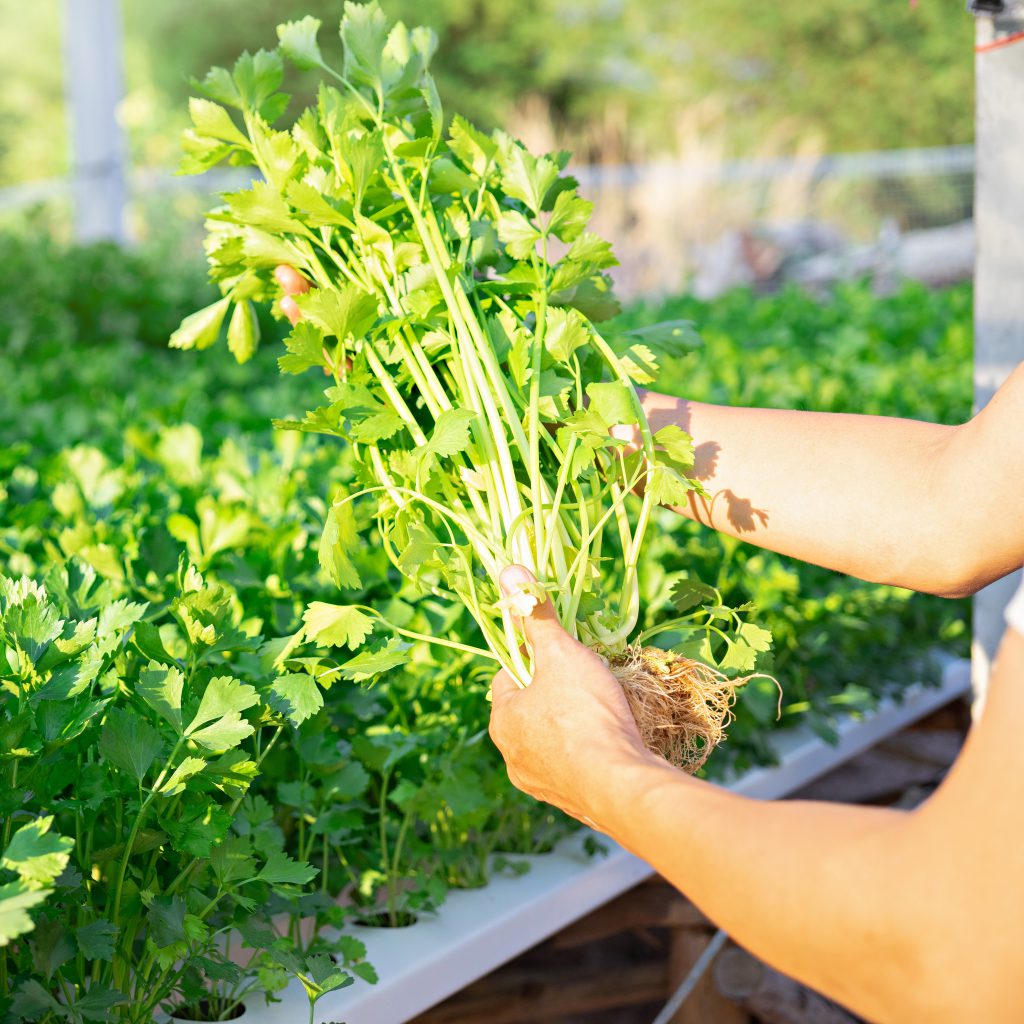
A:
1,0,974,189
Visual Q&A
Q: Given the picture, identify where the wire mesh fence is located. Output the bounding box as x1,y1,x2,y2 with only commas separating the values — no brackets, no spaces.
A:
0,144,975,299
575,145,975,296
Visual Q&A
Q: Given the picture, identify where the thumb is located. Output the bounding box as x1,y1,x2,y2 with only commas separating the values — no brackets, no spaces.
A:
498,565,567,650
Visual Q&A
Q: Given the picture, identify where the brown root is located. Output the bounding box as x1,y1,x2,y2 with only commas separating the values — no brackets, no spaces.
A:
608,645,742,773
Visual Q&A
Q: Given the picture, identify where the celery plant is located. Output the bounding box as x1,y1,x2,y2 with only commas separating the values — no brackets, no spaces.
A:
175,2,748,766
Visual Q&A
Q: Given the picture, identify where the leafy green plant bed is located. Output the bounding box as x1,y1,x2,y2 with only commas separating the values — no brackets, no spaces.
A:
239,655,971,1024
0,186,969,1021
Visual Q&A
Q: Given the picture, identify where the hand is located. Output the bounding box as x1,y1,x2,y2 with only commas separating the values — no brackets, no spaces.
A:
274,264,310,325
488,566,651,829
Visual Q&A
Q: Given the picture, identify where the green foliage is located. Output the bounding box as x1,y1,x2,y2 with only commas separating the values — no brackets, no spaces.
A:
0,819,73,948
0,2,67,186
674,1,974,154
0,231,216,354
0,163,971,1018
176,3,749,691
0,558,352,1020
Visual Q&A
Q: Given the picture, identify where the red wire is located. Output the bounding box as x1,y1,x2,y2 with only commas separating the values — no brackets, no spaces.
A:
976,30,1024,54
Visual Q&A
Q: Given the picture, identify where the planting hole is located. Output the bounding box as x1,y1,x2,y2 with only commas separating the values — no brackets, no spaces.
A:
353,910,419,928
170,1001,247,1022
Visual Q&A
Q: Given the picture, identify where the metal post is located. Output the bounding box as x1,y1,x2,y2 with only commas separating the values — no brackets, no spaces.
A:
970,2,1024,696
652,930,730,1024
63,0,128,242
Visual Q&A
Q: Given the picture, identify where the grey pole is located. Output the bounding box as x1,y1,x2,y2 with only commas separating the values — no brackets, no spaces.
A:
63,0,128,242
969,1,1024,696
651,929,729,1024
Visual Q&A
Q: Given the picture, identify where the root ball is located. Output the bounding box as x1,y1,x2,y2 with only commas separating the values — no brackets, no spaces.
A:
609,645,740,773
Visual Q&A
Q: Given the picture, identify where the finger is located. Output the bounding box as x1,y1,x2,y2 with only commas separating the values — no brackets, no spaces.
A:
498,565,567,650
274,264,311,296
280,296,303,326
488,670,518,749
490,669,517,704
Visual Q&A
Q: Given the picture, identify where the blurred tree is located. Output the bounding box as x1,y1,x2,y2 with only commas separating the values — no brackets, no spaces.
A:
124,0,973,164
121,0,656,165
0,0,974,187
672,0,974,153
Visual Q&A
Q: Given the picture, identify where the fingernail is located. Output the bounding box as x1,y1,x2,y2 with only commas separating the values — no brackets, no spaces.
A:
499,565,533,595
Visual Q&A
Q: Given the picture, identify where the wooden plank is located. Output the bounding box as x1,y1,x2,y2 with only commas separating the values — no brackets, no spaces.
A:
877,728,963,767
410,960,667,1023
667,927,748,1024
792,746,945,805
550,880,707,949
905,700,970,734
714,947,860,1024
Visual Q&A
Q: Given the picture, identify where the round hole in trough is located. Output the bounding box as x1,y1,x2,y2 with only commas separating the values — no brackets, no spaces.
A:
353,910,419,928
170,1000,247,1022
492,840,556,856
448,877,488,891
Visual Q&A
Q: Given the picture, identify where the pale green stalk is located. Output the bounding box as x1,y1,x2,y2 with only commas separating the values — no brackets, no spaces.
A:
304,248,498,536
265,55,669,680
527,250,550,571
381,141,529,565
589,330,660,643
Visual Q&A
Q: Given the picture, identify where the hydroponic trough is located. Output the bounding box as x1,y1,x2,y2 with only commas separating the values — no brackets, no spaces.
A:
242,656,970,1024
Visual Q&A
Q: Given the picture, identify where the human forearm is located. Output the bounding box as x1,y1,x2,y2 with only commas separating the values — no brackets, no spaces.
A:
488,568,1024,1024
637,390,1008,596
597,759,934,1023
601,627,1024,1024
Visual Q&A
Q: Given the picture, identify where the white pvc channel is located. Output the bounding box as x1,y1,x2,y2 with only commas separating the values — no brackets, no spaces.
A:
242,656,970,1024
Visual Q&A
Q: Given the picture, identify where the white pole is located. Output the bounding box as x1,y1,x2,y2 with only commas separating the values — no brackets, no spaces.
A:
971,3,1024,698
63,0,128,242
